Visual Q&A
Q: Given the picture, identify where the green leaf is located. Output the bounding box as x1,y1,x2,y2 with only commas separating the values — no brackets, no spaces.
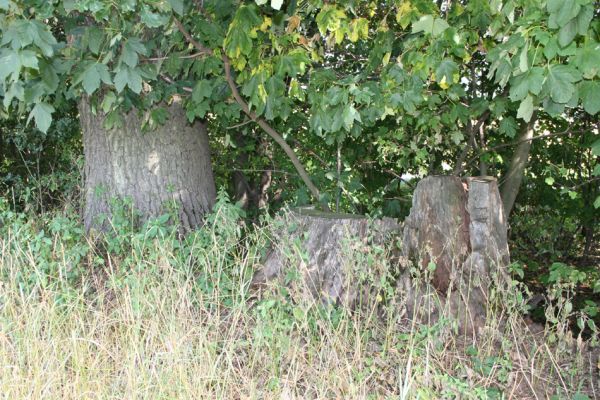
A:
19,50,38,70
141,5,170,28
546,65,581,104
192,80,212,103
517,95,534,122
558,18,577,47
342,104,361,131
548,0,580,28
39,60,59,92
545,176,555,185
168,0,184,15
579,81,600,114
114,66,142,94
31,21,57,57
28,102,54,133
316,5,346,35
573,42,600,79
0,49,20,82
595,196,600,209
75,62,112,95
3,81,24,108
509,67,545,101
224,25,253,58
591,139,600,156
101,91,117,113
435,59,458,87
121,38,147,68
86,27,104,55
499,117,518,138
412,15,449,37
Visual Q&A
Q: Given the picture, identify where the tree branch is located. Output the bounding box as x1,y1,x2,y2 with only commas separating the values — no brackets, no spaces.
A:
222,54,328,210
173,17,328,210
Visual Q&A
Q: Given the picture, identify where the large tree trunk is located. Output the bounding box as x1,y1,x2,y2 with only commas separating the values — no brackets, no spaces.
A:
79,100,216,232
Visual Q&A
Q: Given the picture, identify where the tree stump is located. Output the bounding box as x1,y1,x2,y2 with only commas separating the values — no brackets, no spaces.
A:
399,176,510,335
252,208,402,306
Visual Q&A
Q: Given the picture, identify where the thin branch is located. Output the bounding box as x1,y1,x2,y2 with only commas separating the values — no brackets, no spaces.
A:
226,119,254,130
160,74,193,93
144,52,206,62
567,176,600,191
172,17,212,55
384,169,416,189
222,54,329,210
453,110,490,175
459,126,590,175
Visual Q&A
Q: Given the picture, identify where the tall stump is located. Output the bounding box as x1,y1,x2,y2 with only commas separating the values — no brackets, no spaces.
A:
400,176,510,335
252,208,401,306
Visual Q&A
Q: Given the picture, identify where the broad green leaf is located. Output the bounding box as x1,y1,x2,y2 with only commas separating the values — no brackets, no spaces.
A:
19,50,38,70
517,95,534,121
509,67,545,101
86,27,104,55
548,0,580,28
141,5,170,28
499,117,518,138
114,66,142,93
435,59,458,87
192,80,212,103
573,42,600,79
580,81,600,115
342,104,361,131
75,62,112,95
168,0,184,15
275,51,309,77
0,49,20,81
590,139,600,156
31,21,57,57
101,91,117,113
545,177,555,185
546,65,581,104
28,101,54,133
224,25,253,58
316,5,346,35
411,15,449,37
558,19,577,47
39,59,59,92
3,81,24,108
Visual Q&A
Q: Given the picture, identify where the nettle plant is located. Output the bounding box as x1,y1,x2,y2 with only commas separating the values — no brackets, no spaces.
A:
0,0,598,215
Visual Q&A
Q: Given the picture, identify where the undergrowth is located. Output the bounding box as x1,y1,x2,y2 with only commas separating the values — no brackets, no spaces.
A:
0,194,598,399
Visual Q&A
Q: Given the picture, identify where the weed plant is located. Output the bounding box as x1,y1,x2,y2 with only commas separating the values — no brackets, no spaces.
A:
0,193,597,399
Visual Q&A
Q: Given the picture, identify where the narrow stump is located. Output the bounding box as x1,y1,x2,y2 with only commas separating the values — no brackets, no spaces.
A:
400,176,510,335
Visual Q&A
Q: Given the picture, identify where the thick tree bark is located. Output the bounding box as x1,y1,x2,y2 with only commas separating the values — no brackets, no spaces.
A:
79,100,216,232
501,116,536,217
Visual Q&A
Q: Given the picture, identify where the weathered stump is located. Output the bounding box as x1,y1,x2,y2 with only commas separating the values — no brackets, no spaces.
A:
252,208,401,306
399,176,510,335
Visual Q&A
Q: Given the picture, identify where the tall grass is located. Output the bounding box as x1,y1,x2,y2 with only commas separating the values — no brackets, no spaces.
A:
0,195,597,399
